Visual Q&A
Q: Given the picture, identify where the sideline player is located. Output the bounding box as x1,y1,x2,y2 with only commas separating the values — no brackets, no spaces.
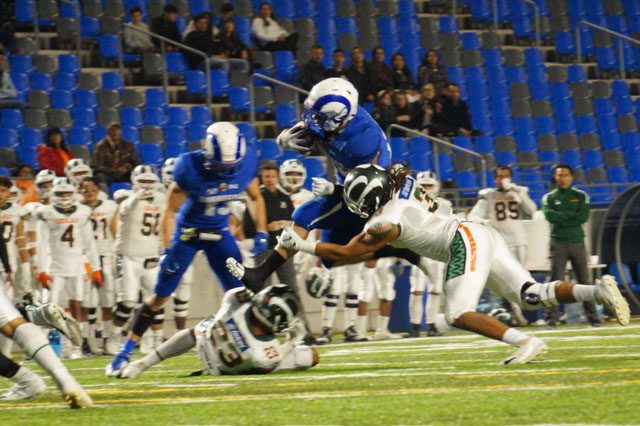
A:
119,285,318,378
106,122,268,376
227,78,430,292
278,164,630,364
468,165,537,326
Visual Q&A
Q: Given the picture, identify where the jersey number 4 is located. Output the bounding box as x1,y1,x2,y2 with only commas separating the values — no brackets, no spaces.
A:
61,224,74,247
141,213,161,236
494,201,519,221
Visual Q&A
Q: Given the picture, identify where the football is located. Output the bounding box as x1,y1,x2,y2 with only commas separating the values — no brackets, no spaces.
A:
297,132,318,151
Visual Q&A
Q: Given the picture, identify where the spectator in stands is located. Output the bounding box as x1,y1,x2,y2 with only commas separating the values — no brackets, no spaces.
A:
124,7,154,53
252,2,298,53
0,49,25,111
390,90,417,136
368,46,393,94
184,15,248,72
93,123,140,191
418,50,449,94
299,45,325,92
346,47,375,104
37,128,75,177
390,53,417,100
371,90,396,133
324,48,348,79
433,83,474,137
219,19,250,66
413,83,439,134
0,3,15,52
183,11,218,38
12,163,34,178
149,4,181,51
542,163,600,328
220,2,234,24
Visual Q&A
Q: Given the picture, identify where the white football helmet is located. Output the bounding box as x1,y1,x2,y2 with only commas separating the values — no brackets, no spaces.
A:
113,188,131,204
303,78,359,134
9,183,21,204
161,158,177,188
130,165,159,192
64,158,93,187
279,159,307,192
35,169,57,199
415,171,440,198
51,177,76,209
203,122,246,176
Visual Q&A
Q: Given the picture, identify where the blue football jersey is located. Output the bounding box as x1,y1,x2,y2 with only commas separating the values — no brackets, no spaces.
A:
318,106,391,181
173,149,257,228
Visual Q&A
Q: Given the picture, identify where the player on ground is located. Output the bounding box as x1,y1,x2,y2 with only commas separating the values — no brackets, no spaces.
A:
468,165,536,326
106,122,268,376
227,78,430,293
36,178,102,359
405,171,450,337
80,177,118,354
119,284,318,378
278,164,631,364
0,186,91,407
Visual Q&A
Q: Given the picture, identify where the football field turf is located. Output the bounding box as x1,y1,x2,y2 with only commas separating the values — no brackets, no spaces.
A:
1,323,639,425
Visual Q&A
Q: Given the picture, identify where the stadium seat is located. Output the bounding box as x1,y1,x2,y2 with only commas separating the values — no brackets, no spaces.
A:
102,72,124,94
75,89,98,110
121,107,143,128
138,143,164,168
69,126,92,146
186,71,206,97
72,108,97,128
31,72,53,93
21,128,42,147
145,107,167,127
145,88,168,112
51,90,74,109
121,126,140,143
17,145,38,169
168,107,189,127
275,104,297,130
190,106,213,126
0,129,19,148
390,137,410,163
187,124,207,142
0,167,10,177
258,139,281,160
229,87,250,113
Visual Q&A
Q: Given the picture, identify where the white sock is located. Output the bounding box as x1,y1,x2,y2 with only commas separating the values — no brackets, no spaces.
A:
0,334,13,357
111,324,122,338
141,329,195,369
80,322,89,339
103,320,113,338
572,284,596,302
152,329,164,339
9,366,34,384
426,293,440,325
501,328,529,347
321,296,338,329
13,323,79,391
377,315,390,332
357,315,368,334
344,294,358,329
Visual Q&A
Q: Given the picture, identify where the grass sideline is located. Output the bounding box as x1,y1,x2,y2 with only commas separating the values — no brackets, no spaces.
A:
0,323,639,425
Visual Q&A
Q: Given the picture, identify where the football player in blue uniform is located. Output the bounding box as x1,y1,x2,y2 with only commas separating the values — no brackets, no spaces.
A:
106,122,268,376
227,78,428,293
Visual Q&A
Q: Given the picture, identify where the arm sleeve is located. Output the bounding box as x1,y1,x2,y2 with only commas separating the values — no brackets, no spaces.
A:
562,192,590,226
468,198,490,224
518,188,538,216
118,192,141,217
0,236,10,273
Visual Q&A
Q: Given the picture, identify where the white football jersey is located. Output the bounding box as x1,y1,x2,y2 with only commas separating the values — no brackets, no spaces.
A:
36,203,100,276
468,187,537,247
365,176,460,263
285,187,317,271
0,202,30,271
115,191,165,261
287,187,314,209
195,288,291,375
85,200,118,257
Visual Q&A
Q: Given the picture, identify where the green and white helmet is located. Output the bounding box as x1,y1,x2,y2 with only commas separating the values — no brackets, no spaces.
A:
251,284,302,333
343,164,391,218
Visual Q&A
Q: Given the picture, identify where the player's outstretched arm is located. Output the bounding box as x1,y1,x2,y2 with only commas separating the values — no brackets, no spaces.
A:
162,182,187,249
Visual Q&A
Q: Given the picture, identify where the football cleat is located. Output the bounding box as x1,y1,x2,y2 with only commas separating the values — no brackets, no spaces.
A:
403,329,420,338
63,388,93,409
119,359,146,379
502,337,548,365
315,327,332,345
140,334,153,355
344,326,369,342
373,329,401,340
226,257,245,280
0,368,46,400
69,347,83,360
105,351,130,377
426,323,444,337
28,304,83,347
595,275,630,326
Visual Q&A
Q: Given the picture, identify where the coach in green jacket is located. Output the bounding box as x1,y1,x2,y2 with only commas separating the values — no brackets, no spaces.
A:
541,163,600,328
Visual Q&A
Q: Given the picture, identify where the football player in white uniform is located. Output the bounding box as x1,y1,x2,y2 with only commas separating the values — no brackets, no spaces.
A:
119,285,318,379
468,165,537,326
405,171,450,338
110,165,166,353
161,158,194,331
279,165,630,364
36,178,102,358
80,177,118,354
65,159,108,202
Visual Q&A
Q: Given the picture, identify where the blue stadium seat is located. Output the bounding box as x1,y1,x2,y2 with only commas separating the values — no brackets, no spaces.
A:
398,0,418,18
252,68,272,86
530,80,551,100
390,137,409,163
589,181,613,203
567,64,587,82
514,116,535,136
556,32,576,56
562,149,583,168
166,52,188,74
515,133,537,152
577,115,597,134
55,73,77,92
11,73,29,101
524,48,545,69
168,106,189,127
93,126,107,143
102,72,123,94
527,66,547,83
596,47,617,71
466,66,487,85
337,17,358,34
577,26,594,56
410,152,432,171
482,49,504,69
21,128,41,147
275,104,297,130
279,150,303,164
80,17,101,38
121,107,143,128
208,70,231,96
9,55,34,74
145,107,167,127
410,136,431,156
31,73,53,93
437,153,455,180
0,129,19,148
472,112,492,135
471,0,492,22
233,17,253,47
608,263,640,291
166,141,188,158
622,131,640,154
495,151,517,165
121,126,140,143
190,106,213,126
99,35,120,60
475,136,495,153
74,89,98,110
274,51,298,84
539,150,560,171
72,108,97,128
51,90,74,109
165,125,187,146
453,136,473,151
584,150,605,168
439,16,458,33
237,123,258,145
138,143,164,168
303,157,326,190
615,97,633,115
69,126,92,146
494,115,514,136
0,167,10,177
594,98,614,117
506,66,526,83
296,0,317,18
187,124,207,142
611,80,631,100
189,0,210,15
258,139,281,160
145,88,168,112
16,0,34,25
109,182,133,197
58,54,80,75
229,87,250,113
17,145,38,169
456,171,479,197
274,0,295,19
536,116,556,135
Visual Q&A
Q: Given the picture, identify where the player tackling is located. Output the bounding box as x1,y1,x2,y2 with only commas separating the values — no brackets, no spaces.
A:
277,164,630,364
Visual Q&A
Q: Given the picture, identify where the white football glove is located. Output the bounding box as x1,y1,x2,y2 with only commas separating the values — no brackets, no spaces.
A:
278,226,315,254
276,121,314,154
311,177,335,197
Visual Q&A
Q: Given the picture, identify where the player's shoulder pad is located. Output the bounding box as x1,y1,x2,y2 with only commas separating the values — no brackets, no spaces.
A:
478,188,494,199
36,204,52,220
77,203,92,217
172,151,195,184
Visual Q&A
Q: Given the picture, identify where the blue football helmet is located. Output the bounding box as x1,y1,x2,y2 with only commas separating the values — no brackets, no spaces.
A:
303,78,359,135
203,122,246,176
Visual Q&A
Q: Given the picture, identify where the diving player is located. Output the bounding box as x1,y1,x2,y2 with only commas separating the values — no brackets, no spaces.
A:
106,122,268,376
227,78,429,292
119,285,318,379
468,165,537,326
278,164,631,365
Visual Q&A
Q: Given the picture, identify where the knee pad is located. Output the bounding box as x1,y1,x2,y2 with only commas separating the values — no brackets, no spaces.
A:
113,301,134,324
324,294,339,308
152,308,165,325
173,298,189,318
520,281,559,309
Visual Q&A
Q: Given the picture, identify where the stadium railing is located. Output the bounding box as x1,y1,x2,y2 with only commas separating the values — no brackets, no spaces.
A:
249,73,308,123
576,21,640,79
